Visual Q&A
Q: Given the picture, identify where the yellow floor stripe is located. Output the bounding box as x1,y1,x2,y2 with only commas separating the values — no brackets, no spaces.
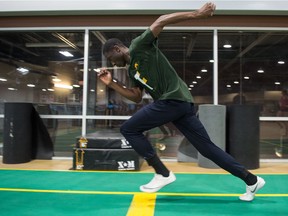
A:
126,193,156,216
1,188,288,197
1,169,288,175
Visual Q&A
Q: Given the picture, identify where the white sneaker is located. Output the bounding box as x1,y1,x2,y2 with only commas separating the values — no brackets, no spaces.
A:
239,176,265,201
140,171,176,193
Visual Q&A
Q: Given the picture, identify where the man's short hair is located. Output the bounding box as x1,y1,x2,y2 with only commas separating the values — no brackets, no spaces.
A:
103,38,124,54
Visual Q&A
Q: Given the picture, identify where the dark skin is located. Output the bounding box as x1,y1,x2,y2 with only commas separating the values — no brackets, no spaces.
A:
98,2,216,103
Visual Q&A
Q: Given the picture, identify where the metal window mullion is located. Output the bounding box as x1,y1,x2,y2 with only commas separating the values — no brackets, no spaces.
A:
213,29,218,105
82,29,89,136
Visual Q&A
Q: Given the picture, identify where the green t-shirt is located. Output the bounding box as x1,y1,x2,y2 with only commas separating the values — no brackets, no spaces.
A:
128,28,193,103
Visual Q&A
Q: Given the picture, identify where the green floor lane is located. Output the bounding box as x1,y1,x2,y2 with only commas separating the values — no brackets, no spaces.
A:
0,191,133,216
0,169,287,216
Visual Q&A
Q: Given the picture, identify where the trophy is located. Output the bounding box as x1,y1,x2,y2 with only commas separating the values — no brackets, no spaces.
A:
78,136,88,148
75,149,85,170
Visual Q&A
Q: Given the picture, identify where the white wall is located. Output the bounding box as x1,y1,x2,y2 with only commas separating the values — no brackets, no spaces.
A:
0,0,288,16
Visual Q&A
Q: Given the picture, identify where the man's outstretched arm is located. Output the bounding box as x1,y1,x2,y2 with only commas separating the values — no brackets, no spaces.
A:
150,2,216,38
98,69,143,103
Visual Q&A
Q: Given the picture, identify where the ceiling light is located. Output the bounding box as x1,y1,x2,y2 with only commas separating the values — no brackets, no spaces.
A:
196,76,201,79
192,81,197,84
52,77,61,82
8,87,17,91
59,51,74,57
0,78,7,82
226,84,231,88
73,84,80,88
209,59,214,63
278,60,285,64
27,84,35,88
275,82,281,85
244,76,250,79
257,69,264,73
223,44,232,48
47,88,54,92
42,89,47,91
189,84,194,88
223,41,232,48
201,68,207,73
54,83,73,90
17,67,29,75
234,81,239,84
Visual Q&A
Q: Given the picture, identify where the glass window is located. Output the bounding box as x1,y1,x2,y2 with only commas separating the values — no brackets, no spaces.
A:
218,31,288,116
85,30,213,160
2,28,287,160
43,119,82,157
0,30,85,115
260,121,288,159
85,119,183,159
218,30,288,159
0,30,85,157
87,30,214,117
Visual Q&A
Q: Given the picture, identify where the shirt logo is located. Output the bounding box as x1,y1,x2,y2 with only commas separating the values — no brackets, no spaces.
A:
133,62,154,90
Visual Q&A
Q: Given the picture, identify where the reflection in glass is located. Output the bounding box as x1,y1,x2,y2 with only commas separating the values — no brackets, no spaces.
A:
36,118,81,157
218,31,288,117
1,29,288,160
260,121,288,159
0,31,85,115
86,119,184,159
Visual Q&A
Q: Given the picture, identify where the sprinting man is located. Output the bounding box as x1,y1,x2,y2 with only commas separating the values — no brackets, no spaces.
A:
97,2,265,201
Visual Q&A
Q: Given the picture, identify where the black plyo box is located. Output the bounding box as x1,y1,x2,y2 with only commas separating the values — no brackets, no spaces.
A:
76,138,131,149
72,148,143,171
76,132,131,149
